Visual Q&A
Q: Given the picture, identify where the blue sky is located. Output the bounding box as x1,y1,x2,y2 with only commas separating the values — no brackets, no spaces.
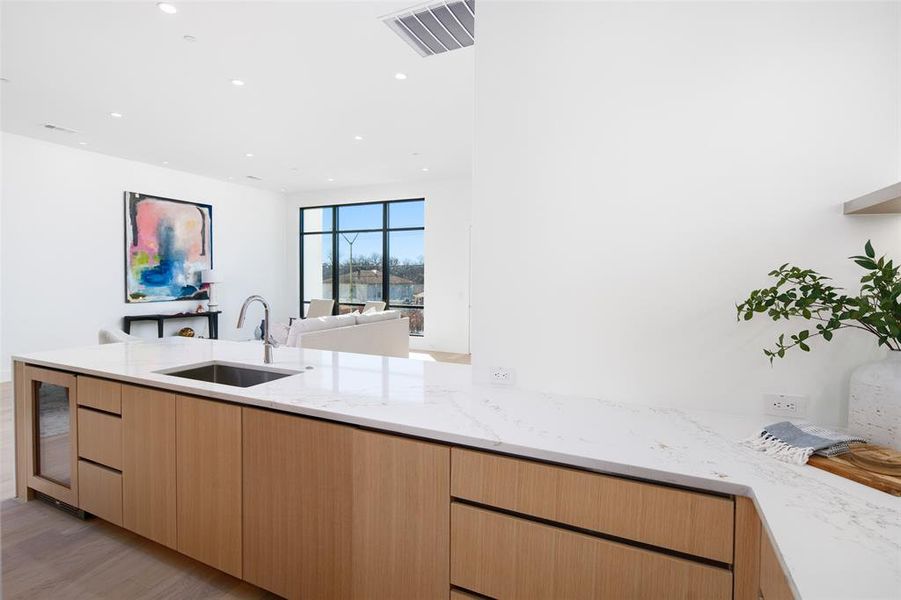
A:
303,201,424,264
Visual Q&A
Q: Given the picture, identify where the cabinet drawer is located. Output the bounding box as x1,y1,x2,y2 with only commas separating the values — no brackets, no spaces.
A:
451,503,731,600
78,460,123,526
77,376,121,414
77,408,123,470
450,590,482,600
451,448,734,563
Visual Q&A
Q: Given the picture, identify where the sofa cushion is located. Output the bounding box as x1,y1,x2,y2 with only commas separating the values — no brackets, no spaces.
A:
270,322,290,345
287,313,357,346
356,309,401,325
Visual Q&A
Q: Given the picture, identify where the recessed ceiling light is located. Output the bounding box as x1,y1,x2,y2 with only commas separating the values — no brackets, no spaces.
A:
183,35,197,43
394,72,407,80
421,167,429,172
43,123,79,134
230,79,245,87
245,153,254,158
227,176,234,180
354,135,363,141
157,3,177,15
109,112,123,118
79,141,88,146
162,161,169,165
280,187,287,192
327,178,335,182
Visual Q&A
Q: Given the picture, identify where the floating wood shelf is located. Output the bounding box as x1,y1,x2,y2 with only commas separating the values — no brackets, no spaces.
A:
844,182,901,214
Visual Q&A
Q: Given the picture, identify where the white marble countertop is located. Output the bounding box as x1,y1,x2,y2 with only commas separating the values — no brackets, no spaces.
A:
14,338,901,599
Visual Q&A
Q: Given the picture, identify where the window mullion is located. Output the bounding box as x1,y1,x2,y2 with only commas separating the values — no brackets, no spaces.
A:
382,202,389,305
299,208,304,316
331,206,339,314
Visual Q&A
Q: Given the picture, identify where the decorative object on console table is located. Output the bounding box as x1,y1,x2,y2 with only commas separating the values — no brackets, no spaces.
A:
123,311,220,339
200,269,222,312
737,241,901,449
124,192,213,303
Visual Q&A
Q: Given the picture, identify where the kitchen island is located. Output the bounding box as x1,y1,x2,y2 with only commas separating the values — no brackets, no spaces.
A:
12,338,901,599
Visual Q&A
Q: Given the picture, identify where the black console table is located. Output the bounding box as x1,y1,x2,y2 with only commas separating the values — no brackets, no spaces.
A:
123,311,221,339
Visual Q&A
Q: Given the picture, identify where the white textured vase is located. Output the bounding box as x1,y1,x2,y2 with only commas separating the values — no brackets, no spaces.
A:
848,350,901,450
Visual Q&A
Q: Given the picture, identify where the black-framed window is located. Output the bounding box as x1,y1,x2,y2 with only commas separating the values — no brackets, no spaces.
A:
300,198,425,336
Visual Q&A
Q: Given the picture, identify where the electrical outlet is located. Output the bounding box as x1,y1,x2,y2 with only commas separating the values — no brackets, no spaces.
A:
489,367,515,385
763,393,808,418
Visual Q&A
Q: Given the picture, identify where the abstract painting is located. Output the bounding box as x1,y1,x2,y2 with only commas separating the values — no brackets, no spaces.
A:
125,192,213,303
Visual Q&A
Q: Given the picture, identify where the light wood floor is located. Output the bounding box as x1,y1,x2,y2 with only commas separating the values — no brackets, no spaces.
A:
0,350,470,598
2,499,278,599
0,370,276,598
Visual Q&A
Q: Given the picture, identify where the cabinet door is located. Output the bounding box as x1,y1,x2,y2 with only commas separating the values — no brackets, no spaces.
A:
242,407,353,599
122,385,176,549
24,366,79,505
734,496,762,600
352,430,450,600
760,532,795,600
176,396,242,577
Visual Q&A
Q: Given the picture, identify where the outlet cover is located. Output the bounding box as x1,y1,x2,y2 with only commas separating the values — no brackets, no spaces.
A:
763,393,808,418
489,367,515,385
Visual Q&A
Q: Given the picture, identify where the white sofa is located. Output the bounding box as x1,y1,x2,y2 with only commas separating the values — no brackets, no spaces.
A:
273,310,410,358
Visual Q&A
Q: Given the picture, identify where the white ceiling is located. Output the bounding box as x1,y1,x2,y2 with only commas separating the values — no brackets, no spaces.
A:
0,1,474,192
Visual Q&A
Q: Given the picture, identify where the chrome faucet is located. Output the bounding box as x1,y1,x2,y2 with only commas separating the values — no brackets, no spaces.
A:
237,295,274,364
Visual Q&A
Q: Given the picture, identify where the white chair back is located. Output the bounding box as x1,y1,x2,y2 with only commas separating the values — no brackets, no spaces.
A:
362,301,387,313
306,298,335,318
98,328,140,344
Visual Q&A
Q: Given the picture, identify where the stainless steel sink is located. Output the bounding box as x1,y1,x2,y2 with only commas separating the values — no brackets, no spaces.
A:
160,362,300,388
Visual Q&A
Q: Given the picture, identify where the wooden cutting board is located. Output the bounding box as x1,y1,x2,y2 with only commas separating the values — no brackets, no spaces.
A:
808,444,901,496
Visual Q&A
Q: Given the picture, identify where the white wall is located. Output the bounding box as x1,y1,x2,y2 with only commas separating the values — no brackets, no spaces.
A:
1,133,289,378
472,1,901,424
287,178,471,354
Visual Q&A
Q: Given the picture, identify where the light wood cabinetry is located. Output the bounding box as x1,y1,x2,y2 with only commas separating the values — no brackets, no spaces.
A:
242,407,354,599
451,502,732,599
450,590,482,600
77,460,123,526
243,409,452,600
23,366,79,506
452,447,734,563
734,496,762,600
76,408,122,470
16,367,796,600
122,384,177,549
76,376,121,414
351,430,450,600
760,530,795,600
176,395,242,578
14,362,28,500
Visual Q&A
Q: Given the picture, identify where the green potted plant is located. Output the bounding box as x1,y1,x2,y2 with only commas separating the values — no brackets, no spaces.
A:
737,241,900,448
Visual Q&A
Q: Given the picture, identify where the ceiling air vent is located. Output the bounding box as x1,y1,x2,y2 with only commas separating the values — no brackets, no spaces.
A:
43,123,79,134
246,175,263,181
382,0,474,57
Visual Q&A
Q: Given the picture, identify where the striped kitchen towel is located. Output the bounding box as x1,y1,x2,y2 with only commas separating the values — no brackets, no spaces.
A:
743,421,867,465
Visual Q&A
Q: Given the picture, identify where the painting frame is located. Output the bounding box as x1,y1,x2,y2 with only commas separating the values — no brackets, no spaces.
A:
124,191,214,303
